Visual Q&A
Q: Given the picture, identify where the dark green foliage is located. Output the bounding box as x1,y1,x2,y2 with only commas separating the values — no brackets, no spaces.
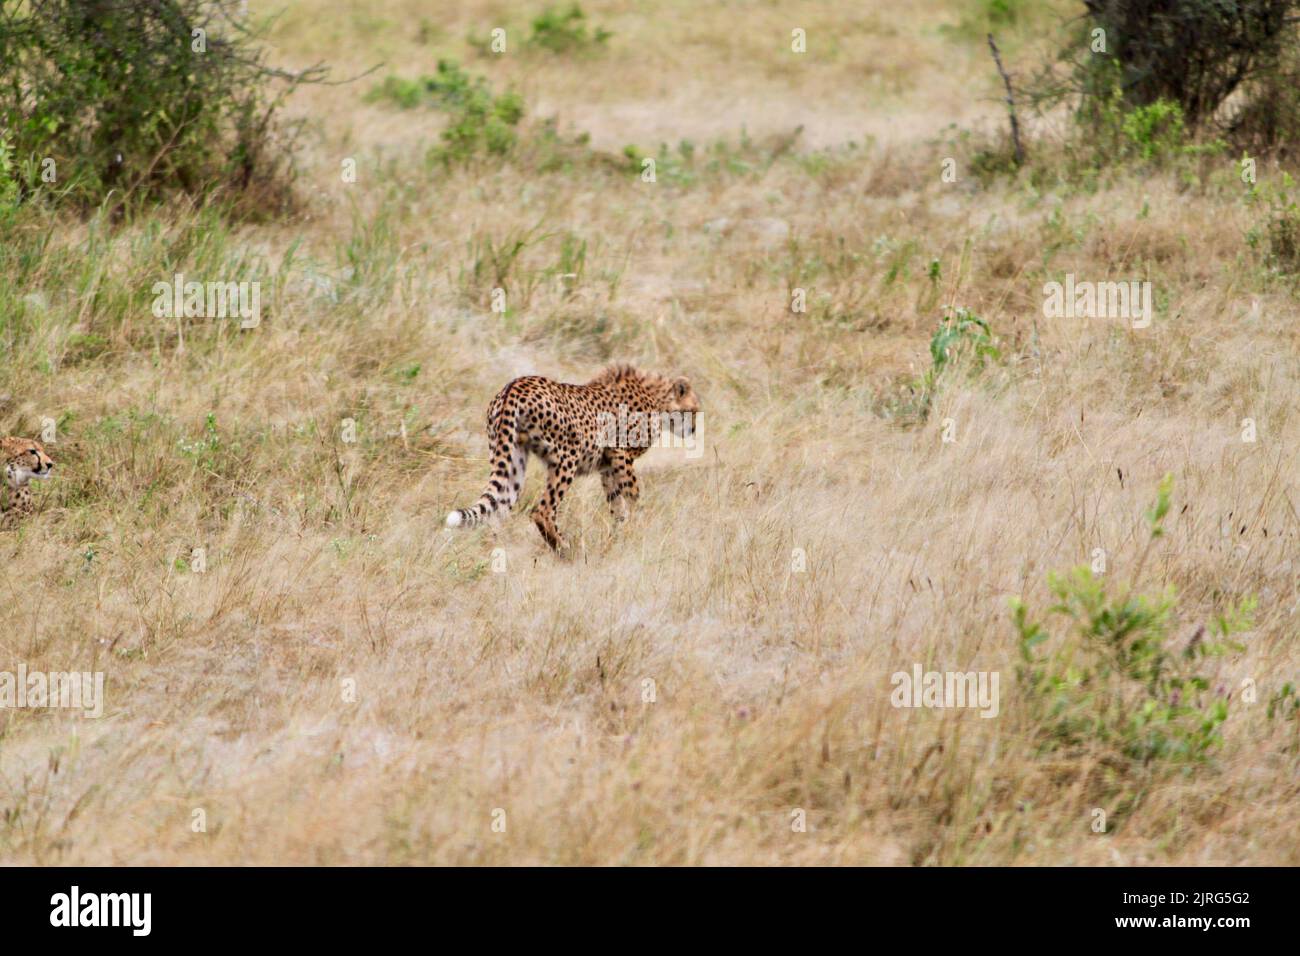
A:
0,0,312,211
1079,0,1293,128
1034,1,1300,154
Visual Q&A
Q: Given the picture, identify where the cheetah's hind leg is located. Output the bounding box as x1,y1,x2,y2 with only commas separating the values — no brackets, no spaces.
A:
531,455,576,552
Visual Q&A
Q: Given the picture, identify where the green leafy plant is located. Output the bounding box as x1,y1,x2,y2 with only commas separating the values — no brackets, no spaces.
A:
178,413,222,471
0,0,316,212
1032,0,1298,141
1012,474,1252,766
929,307,1000,378
620,141,697,186
1075,66,1224,169
368,61,524,163
0,132,17,209
874,307,1000,425
1121,100,1188,161
1246,171,1300,272
527,5,611,54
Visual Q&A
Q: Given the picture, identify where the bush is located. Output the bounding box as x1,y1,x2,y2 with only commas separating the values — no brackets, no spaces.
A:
928,307,1000,379
368,61,524,164
527,5,611,54
1119,99,1188,162
1091,76,1225,165
1028,1,1300,156
0,0,316,213
1227,40,1300,156
1077,1,1295,128
1032,52,1228,175
1246,171,1300,272
1013,475,1252,767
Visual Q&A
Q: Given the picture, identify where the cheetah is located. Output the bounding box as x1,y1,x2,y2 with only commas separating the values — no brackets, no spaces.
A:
2,437,55,525
446,365,700,550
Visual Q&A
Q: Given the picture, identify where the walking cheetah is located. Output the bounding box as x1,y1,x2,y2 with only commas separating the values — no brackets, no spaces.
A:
446,365,700,550
2,437,55,525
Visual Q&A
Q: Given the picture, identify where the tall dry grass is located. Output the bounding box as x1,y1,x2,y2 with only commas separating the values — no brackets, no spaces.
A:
0,0,1297,865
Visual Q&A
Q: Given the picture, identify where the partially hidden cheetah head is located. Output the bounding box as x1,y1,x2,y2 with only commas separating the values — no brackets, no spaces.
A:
3,437,55,489
663,376,700,439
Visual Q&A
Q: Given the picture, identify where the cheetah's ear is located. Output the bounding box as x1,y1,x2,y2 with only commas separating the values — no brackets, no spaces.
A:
673,377,690,399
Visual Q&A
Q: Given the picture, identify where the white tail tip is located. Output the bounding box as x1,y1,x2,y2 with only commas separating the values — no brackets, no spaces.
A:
445,511,462,528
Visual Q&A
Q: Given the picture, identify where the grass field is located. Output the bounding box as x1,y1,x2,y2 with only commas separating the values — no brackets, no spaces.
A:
1,0,1298,865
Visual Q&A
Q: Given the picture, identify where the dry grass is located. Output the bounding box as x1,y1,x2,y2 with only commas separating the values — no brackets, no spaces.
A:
1,0,1298,865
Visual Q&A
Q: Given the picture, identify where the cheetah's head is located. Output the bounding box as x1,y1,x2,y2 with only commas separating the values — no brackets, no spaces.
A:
663,376,700,439
3,437,55,489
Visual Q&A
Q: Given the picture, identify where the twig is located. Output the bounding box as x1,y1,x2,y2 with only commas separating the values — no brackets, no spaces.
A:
987,33,1025,166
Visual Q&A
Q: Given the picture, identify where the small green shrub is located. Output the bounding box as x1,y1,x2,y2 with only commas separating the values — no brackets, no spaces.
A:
1072,67,1225,170
1246,171,1300,272
1012,475,1252,767
620,141,698,186
1121,100,1188,161
366,76,427,110
178,413,223,471
368,61,524,163
526,119,600,173
527,5,611,54
875,307,1000,425
929,307,1000,378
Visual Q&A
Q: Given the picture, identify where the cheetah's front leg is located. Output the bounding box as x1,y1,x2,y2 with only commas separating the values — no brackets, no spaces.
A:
599,450,638,522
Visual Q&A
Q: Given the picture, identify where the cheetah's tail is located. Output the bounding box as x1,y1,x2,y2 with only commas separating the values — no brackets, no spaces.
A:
445,409,527,530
